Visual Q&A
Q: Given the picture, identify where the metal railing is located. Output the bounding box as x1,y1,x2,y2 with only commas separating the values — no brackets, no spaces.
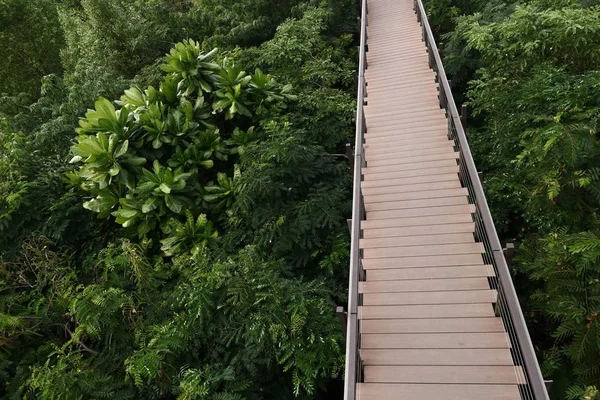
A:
343,0,367,397
342,0,550,398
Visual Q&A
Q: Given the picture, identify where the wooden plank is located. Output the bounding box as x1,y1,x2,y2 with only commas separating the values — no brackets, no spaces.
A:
362,253,484,269
365,73,435,84
362,213,473,229
363,159,458,175
364,188,467,204
366,85,438,97
359,304,495,320
362,223,475,240
366,48,429,58
366,204,474,220
364,139,452,154
361,332,510,349
366,68,433,79
359,277,489,293
364,130,449,145
360,232,474,248
364,75,435,87
366,92,438,104
368,59,430,69
361,348,513,366
364,138,453,152
363,166,459,182
363,243,484,259
366,94,440,107
364,104,446,118
362,180,461,196
364,146,455,161
367,45,428,52
366,74,435,86
362,174,459,190
366,196,469,212
366,127,450,140
365,132,450,146
362,289,497,305
360,317,506,334
366,119,447,131
364,366,523,384
366,85,439,96
367,152,459,167
367,49,429,59
365,265,494,280
357,383,521,400
363,159,457,174
364,114,446,127
365,83,438,95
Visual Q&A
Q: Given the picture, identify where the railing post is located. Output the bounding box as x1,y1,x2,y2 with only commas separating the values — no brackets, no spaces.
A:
346,143,354,171
503,242,515,270
461,103,468,129
336,306,347,342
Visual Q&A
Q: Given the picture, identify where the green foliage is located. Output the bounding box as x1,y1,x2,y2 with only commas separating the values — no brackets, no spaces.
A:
0,0,355,396
0,0,64,97
521,232,600,392
71,42,294,239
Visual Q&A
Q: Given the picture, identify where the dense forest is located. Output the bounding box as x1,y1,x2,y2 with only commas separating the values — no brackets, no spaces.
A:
0,0,599,399
0,0,356,398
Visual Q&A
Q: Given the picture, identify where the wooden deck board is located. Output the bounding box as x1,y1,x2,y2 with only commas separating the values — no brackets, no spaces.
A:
361,348,513,365
362,165,459,182
364,188,468,204
360,317,505,334
365,196,469,211
362,223,476,240
360,231,474,248
362,253,484,269
365,204,474,220
363,243,484,259
361,332,510,349
359,277,490,293
362,180,461,196
362,289,498,305
364,366,523,384
364,140,454,154
364,146,456,162
357,383,521,400
359,304,496,319
362,213,473,229
364,265,495,280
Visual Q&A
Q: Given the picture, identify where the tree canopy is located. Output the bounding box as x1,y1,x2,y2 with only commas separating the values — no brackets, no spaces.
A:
1,0,355,398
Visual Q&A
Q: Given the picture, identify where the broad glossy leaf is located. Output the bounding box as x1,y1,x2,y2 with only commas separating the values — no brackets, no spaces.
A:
159,183,171,194
114,140,129,158
165,194,183,213
83,194,118,214
142,196,160,213
95,98,118,123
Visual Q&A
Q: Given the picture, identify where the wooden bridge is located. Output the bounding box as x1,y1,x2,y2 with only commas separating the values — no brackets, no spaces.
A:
342,0,550,399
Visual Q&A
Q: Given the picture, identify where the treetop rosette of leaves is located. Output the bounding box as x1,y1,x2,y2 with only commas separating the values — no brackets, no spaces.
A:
69,40,295,240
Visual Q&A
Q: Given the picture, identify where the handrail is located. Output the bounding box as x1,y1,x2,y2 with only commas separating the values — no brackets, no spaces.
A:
412,0,549,398
343,0,367,397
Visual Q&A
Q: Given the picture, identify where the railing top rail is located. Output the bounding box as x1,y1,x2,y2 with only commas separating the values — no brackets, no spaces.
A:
343,0,368,398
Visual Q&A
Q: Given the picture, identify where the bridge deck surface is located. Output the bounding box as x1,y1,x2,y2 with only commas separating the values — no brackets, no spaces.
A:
356,0,522,398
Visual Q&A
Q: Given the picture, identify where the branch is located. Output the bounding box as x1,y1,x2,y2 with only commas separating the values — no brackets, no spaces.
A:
64,325,99,355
